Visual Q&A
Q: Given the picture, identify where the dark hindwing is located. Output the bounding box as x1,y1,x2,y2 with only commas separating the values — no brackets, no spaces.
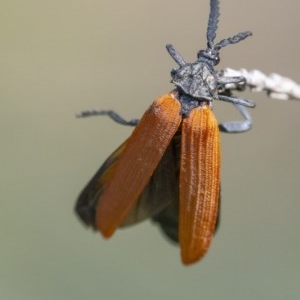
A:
75,142,126,228
75,133,180,230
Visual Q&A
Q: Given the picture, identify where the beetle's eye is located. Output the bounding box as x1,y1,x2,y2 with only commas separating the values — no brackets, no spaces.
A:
170,69,177,77
214,55,220,65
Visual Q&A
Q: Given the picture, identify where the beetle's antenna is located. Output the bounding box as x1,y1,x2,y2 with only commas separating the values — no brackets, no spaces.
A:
168,0,252,68
166,44,186,67
206,0,220,49
214,31,252,50
200,0,252,65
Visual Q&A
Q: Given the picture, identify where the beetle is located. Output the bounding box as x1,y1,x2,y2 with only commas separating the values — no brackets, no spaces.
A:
75,0,255,265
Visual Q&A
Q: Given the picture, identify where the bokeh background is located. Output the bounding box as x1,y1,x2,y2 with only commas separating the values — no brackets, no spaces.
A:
1,0,300,299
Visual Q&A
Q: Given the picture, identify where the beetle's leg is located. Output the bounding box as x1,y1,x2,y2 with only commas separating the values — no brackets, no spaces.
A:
219,104,252,133
217,75,246,89
218,94,255,108
77,110,139,126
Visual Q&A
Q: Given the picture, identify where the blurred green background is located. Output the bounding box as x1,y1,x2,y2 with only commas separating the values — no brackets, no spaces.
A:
1,0,300,299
